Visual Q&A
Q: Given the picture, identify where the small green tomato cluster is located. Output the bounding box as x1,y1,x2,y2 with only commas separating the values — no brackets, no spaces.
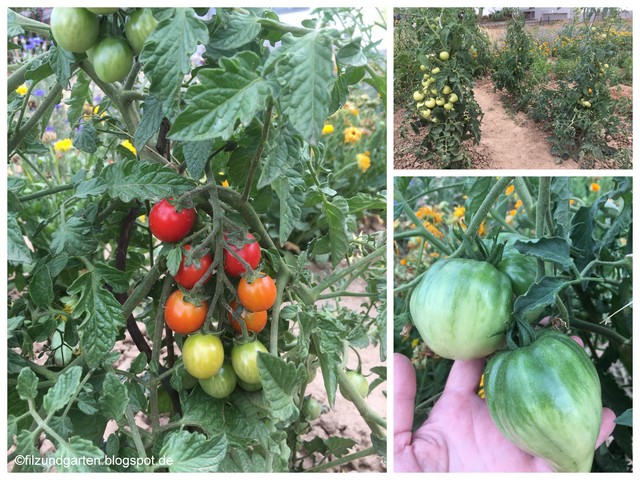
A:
412,51,458,122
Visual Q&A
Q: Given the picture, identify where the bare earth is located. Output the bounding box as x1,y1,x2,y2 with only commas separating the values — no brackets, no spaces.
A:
394,77,632,170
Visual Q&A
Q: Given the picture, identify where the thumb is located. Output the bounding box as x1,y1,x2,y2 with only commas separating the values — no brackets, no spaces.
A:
444,358,485,394
596,407,616,448
394,353,417,436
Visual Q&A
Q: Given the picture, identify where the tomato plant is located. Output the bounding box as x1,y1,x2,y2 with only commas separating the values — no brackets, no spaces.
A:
50,7,99,53
164,290,207,334
149,198,196,243
302,396,322,421
91,37,134,84
224,232,261,277
182,333,224,379
237,274,277,312
199,361,237,398
395,176,632,471
8,7,387,473
173,245,213,289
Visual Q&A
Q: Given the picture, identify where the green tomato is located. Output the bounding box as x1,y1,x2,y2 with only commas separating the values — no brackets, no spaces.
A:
409,259,512,360
125,8,158,54
413,91,424,102
92,38,133,83
302,396,322,421
443,102,454,111
420,109,431,119
86,8,119,14
425,98,437,109
420,64,427,72
431,67,440,75
439,51,450,61
199,361,237,399
51,322,75,367
435,97,445,106
340,371,369,402
484,331,602,472
231,340,268,384
496,234,538,296
182,333,224,380
50,8,99,53
441,85,452,95
448,93,459,103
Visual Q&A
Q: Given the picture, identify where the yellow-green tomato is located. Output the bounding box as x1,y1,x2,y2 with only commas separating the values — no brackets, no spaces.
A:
231,339,268,384
125,8,159,54
237,378,262,391
436,97,445,106
420,109,431,119
92,37,133,83
431,67,440,75
413,91,425,102
425,98,437,109
449,93,459,103
439,51,450,61
444,102,454,111
420,64,427,71
182,333,224,379
199,361,237,399
442,85,452,95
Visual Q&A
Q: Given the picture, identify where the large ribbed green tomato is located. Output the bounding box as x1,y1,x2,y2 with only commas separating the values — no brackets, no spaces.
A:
484,331,602,472
409,258,513,360
50,8,99,53
496,233,538,296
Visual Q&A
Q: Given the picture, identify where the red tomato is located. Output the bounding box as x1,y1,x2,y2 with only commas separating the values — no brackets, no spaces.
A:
164,290,207,334
237,274,277,312
149,198,195,243
228,300,267,334
224,233,261,277
174,245,213,289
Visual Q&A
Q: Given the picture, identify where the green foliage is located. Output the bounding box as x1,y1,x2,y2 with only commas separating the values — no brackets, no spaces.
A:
394,176,632,471
7,7,386,473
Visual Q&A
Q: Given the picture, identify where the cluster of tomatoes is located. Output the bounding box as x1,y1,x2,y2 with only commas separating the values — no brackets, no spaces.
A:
412,51,459,122
49,7,158,83
148,198,277,398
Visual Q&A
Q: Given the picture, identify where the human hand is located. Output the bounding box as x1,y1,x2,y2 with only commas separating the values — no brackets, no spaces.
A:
394,352,616,472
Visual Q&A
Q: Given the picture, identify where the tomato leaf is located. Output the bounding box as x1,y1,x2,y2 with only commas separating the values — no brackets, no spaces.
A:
322,196,350,267
312,320,345,408
133,94,164,154
7,214,32,264
101,160,194,203
273,176,302,242
513,236,572,269
208,9,262,51
50,217,98,256
271,31,337,145
48,45,75,88
52,437,107,472
66,71,91,127
140,8,209,113
513,276,567,321
257,353,306,426
169,51,273,142
182,140,214,180
17,368,38,401
43,366,82,414
615,408,632,427
257,124,301,190
160,430,227,472
68,272,125,368
99,373,128,421
73,121,98,154
28,265,53,308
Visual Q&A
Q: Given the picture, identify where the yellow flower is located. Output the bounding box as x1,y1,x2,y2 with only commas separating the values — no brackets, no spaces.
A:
138,215,147,223
590,183,601,192
411,338,420,348
399,258,408,266
452,205,466,218
322,123,334,135
356,151,371,172
121,139,137,155
509,209,518,217
505,185,515,195
477,221,487,237
16,84,28,96
425,221,444,239
221,180,230,187
344,126,363,144
515,199,523,209
53,138,73,153
344,103,360,116
416,206,443,224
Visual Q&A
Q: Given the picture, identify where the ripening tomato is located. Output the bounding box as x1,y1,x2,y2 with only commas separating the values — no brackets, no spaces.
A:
125,8,158,54
231,340,268,384
224,233,261,277
164,290,207,335
182,333,224,379
50,8,99,53
174,245,213,289
228,300,267,334
237,274,276,312
149,198,195,243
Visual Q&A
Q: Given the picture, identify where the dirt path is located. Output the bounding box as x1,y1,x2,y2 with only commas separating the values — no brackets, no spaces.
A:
469,77,580,169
